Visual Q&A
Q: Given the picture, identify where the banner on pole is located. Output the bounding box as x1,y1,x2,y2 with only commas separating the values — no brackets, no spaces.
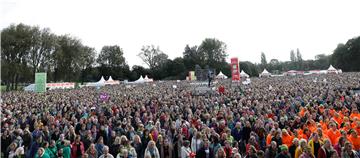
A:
35,73,47,93
230,57,240,81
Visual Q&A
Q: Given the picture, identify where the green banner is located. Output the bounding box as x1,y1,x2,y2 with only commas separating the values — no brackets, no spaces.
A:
35,73,47,93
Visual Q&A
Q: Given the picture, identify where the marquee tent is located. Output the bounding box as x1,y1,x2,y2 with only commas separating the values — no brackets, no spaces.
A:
327,65,338,74
216,71,228,79
144,75,154,82
105,76,120,85
259,69,271,77
240,70,249,78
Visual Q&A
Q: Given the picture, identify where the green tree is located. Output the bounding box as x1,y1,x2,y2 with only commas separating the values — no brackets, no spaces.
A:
296,48,303,69
260,52,267,69
138,45,168,69
97,45,126,67
52,35,84,82
331,36,360,71
240,61,260,77
28,27,57,78
183,45,204,69
1,24,33,90
290,50,296,62
198,38,227,68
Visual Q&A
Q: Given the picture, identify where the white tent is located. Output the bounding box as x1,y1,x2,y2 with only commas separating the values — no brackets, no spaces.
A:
216,71,228,79
327,65,338,74
144,75,154,82
240,70,249,78
85,76,106,87
108,76,114,82
259,69,271,77
24,84,35,92
97,76,106,83
105,76,120,85
134,76,145,83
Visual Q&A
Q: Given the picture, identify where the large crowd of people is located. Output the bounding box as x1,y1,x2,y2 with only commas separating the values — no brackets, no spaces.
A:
1,72,360,158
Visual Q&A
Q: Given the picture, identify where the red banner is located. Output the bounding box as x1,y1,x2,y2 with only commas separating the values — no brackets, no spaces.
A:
230,57,240,81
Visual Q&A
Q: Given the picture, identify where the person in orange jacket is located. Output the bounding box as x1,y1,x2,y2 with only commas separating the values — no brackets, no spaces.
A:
282,129,294,148
266,129,275,147
326,123,341,146
347,130,360,151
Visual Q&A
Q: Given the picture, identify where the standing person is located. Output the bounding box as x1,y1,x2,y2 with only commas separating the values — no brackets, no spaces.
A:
299,146,315,158
347,130,360,151
181,140,192,158
289,138,299,158
96,137,105,156
334,137,346,157
46,140,58,158
295,139,307,158
191,132,202,153
62,140,72,158
28,136,43,158
196,140,213,158
308,133,323,158
341,141,359,158
275,145,291,158
326,123,340,146
35,148,50,158
144,141,160,158
99,146,114,158
71,135,85,158
317,139,334,158
265,141,278,158
132,135,143,158
85,144,97,158
159,137,172,158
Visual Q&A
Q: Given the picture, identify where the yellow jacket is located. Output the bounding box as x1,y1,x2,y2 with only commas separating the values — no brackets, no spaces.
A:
295,147,303,158
308,139,323,156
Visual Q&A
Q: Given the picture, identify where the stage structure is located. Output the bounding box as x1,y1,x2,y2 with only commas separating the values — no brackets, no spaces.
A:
230,57,240,81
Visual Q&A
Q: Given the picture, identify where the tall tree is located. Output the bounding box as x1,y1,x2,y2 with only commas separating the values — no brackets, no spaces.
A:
332,36,360,71
52,35,84,81
138,45,168,69
97,45,126,67
28,27,57,77
198,38,227,68
290,50,296,62
183,45,203,69
260,52,267,68
1,23,33,90
296,48,302,62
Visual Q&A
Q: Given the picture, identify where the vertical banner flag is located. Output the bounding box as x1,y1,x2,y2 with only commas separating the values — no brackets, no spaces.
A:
100,93,109,101
230,57,240,81
189,71,196,81
35,73,47,93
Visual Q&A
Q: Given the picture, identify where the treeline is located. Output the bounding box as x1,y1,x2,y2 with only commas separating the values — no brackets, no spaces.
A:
1,23,360,91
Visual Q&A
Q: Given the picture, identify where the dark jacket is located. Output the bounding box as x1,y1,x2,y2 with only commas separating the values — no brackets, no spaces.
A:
196,147,214,158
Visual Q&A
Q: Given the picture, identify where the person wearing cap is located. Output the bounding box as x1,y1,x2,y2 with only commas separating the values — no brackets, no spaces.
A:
275,145,290,158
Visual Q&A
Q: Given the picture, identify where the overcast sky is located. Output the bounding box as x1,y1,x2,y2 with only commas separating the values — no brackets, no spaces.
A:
2,0,360,67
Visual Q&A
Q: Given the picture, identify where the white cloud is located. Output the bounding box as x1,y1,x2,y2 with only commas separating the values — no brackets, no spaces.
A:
1,0,360,67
